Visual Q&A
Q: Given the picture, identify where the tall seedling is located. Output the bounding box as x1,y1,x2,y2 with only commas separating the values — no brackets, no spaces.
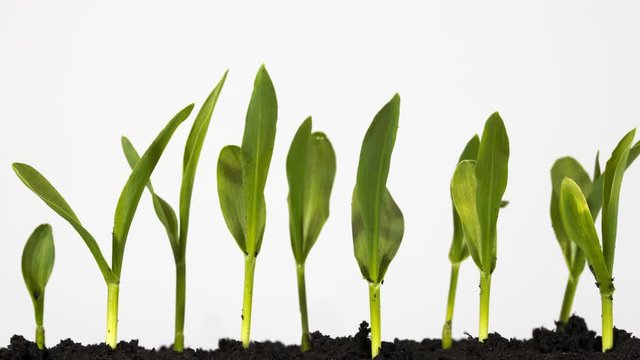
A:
450,113,509,342
121,71,227,351
352,94,405,358
286,117,336,351
22,224,55,350
13,105,191,348
217,66,277,348
559,129,637,351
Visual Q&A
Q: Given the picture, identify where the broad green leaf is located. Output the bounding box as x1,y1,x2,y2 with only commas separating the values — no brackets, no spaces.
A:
13,163,115,284
218,145,248,252
241,65,278,255
287,117,337,264
474,112,509,273
601,129,635,272
451,160,482,269
22,224,55,302
112,103,193,277
376,189,405,280
352,94,403,284
559,178,610,284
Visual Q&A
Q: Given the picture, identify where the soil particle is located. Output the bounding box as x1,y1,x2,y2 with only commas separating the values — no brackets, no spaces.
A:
2,316,640,359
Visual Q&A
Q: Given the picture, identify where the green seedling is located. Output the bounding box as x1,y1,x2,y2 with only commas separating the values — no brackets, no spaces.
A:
352,94,404,358
217,65,277,349
559,129,637,351
121,71,227,351
21,224,55,350
450,112,509,342
286,117,336,351
13,105,191,348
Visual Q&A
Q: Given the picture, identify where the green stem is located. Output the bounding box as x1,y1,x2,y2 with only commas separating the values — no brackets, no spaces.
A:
296,263,311,351
478,272,491,342
241,254,257,349
559,275,578,325
442,263,460,350
601,291,614,352
106,283,120,349
368,282,381,359
174,262,186,352
34,294,45,350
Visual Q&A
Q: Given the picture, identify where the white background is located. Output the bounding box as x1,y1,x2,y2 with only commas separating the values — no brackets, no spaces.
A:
2,0,640,350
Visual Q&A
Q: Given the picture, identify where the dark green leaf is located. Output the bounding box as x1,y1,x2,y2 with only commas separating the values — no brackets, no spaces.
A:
22,224,55,301
218,145,248,252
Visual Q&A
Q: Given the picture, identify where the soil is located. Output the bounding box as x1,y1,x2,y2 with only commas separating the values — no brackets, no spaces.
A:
2,316,640,359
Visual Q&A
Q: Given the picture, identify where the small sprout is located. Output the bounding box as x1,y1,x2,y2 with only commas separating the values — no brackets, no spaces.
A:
286,117,336,351
121,70,227,351
559,129,637,352
217,65,277,349
21,224,55,350
13,105,191,348
442,134,479,350
351,94,404,358
450,112,509,342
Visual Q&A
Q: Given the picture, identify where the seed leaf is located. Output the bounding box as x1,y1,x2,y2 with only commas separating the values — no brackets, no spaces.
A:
451,160,483,269
22,224,55,302
287,117,336,264
218,145,248,252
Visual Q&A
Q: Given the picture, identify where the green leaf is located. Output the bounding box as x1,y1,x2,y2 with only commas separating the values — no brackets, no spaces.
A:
559,178,610,284
22,224,55,302
112,103,193,277
601,129,635,272
474,112,509,274
351,94,404,284
287,117,337,264
13,163,115,284
218,145,248,252
451,160,483,269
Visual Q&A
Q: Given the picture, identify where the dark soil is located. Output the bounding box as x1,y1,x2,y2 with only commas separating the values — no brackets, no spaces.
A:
2,316,640,359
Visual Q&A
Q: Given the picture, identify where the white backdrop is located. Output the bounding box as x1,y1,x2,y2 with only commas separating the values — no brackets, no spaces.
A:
2,0,640,350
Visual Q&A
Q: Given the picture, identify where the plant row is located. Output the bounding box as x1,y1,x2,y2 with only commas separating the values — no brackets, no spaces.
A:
13,66,639,358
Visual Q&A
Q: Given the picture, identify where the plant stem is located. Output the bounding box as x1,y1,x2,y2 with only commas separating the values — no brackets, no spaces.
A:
296,263,311,351
442,263,460,350
559,275,578,325
368,282,381,359
601,291,614,352
241,254,257,349
478,272,491,342
34,295,45,350
106,283,120,349
174,261,186,352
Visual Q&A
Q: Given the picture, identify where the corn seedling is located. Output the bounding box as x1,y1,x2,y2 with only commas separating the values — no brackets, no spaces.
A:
21,224,55,350
352,94,404,358
217,65,277,348
12,105,191,348
450,112,509,342
121,71,227,351
559,129,637,351
286,117,336,351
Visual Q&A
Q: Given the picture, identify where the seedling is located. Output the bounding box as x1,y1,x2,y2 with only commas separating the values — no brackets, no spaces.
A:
286,117,336,351
450,112,509,342
217,65,277,348
12,105,191,348
21,224,55,350
559,129,636,351
121,71,227,351
351,94,404,358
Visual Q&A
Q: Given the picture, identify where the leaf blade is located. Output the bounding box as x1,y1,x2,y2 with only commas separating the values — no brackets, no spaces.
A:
22,224,55,301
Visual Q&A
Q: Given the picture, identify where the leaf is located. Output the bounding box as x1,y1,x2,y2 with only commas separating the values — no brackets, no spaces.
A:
13,163,115,284
352,94,404,284
601,129,635,272
22,224,55,301
559,178,610,284
474,112,509,273
217,145,248,252
112,103,193,277
451,160,483,269
241,65,278,256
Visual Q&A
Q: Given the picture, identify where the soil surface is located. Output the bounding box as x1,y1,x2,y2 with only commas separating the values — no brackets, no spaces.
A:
2,316,640,359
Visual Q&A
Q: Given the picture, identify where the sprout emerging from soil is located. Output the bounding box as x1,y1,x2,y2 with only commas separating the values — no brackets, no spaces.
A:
351,94,405,358
121,71,227,352
450,113,509,342
559,129,637,352
12,106,191,348
21,224,55,350
217,65,277,349
286,117,336,351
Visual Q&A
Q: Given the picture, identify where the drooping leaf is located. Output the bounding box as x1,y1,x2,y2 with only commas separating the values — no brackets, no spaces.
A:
218,145,248,252
112,103,193,277
451,160,482,269
22,224,55,302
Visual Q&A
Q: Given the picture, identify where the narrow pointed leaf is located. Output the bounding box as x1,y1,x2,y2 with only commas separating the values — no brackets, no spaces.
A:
22,224,55,301
451,160,483,269
217,145,248,252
